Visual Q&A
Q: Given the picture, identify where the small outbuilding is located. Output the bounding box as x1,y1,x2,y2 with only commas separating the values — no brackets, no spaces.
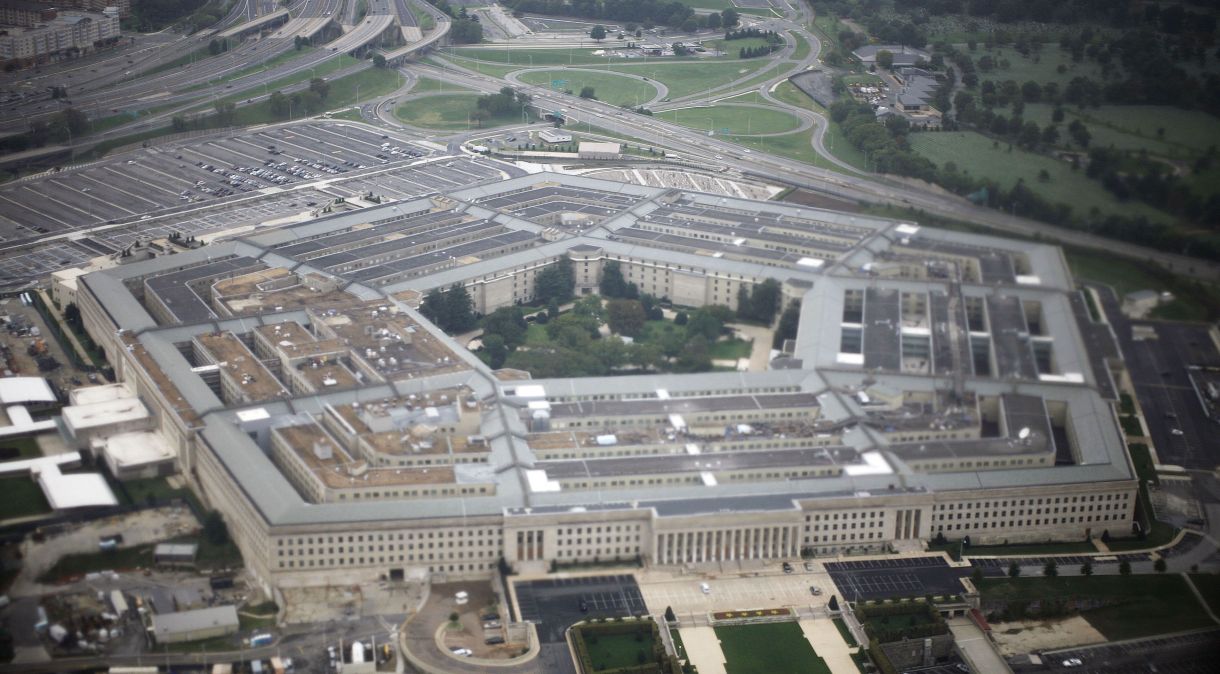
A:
150,605,239,644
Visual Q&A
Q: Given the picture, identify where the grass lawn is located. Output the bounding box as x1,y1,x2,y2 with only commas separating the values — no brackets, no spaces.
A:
770,81,869,171
164,634,240,653
669,0,733,9
411,76,475,94
791,32,811,61
395,94,521,130
582,629,657,671
968,44,1107,88
0,435,43,461
978,575,1212,640
704,37,779,57
657,104,801,135
831,617,857,648
450,47,619,67
709,337,752,360
1063,247,1220,321
1128,443,1157,484
525,323,552,346
908,131,1175,223
328,108,364,122
1022,103,1214,160
0,476,51,520
715,622,829,674
517,70,659,107
670,628,692,664
1188,574,1220,617
619,59,771,99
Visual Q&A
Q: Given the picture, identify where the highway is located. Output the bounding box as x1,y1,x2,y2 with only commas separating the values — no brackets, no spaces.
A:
410,1,1218,281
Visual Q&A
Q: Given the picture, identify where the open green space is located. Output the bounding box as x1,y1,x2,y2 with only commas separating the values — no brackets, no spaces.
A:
658,104,801,135
1188,574,1220,617
395,93,522,130
626,60,770,99
791,33,811,61
978,575,1212,640
704,37,778,57
222,46,316,85
518,70,658,107
669,0,733,9
1021,104,1216,160
328,107,364,122
0,476,51,520
0,436,42,461
714,621,830,674
908,131,1174,223
709,338,752,360
450,47,624,67
410,76,476,94
966,44,1107,87
1063,247,1220,322
583,628,658,671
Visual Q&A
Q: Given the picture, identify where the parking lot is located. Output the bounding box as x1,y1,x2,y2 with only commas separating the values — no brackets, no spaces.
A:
513,574,647,674
0,122,517,283
825,557,969,601
1029,628,1220,673
1093,285,1220,470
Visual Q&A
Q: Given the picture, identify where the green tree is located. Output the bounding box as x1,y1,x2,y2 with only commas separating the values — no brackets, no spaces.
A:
372,53,387,68
482,333,508,368
675,336,711,372
213,100,236,126
590,25,606,41
828,595,839,611
599,260,629,297
535,258,575,304
1154,557,1167,573
579,86,597,99
310,77,331,100
772,300,800,348
420,287,448,328
482,306,528,350
1080,559,1093,577
606,299,646,337
1007,561,1021,578
1119,560,1132,576
664,606,676,622
707,12,721,30
269,90,289,117
877,49,894,70
203,510,229,546
1043,559,1058,577
443,284,477,333
685,308,723,342
721,9,739,27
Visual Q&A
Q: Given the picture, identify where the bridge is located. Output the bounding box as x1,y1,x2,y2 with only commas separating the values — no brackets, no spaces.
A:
217,8,290,39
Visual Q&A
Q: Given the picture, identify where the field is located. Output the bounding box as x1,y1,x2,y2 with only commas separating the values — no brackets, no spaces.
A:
762,81,870,171
657,104,802,135
1022,104,1218,160
450,47,617,67
622,60,772,99
517,70,659,107
965,44,1108,87
977,575,1213,640
0,476,51,520
410,76,476,94
395,94,525,130
714,622,830,674
908,131,1174,223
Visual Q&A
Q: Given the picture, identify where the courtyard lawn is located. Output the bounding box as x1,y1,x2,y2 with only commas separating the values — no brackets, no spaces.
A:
714,622,830,674
709,338,752,360
658,104,801,135
0,476,51,520
977,575,1213,641
517,70,659,107
908,131,1175,223
395,94,524,130
0,435,43,461
582,628,658,671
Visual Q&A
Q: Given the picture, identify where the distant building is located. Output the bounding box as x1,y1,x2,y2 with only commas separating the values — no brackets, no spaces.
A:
0,8,120,65
0,0,57,27
852,44,930,67
150,605,239,644
578,141,621,160
154,542,198,567
538,129,572,144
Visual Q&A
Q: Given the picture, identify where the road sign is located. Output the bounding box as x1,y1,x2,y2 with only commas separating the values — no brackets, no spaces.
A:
551,79,568,89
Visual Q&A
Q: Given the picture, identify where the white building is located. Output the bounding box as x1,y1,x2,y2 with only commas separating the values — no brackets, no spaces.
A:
0,9,119,63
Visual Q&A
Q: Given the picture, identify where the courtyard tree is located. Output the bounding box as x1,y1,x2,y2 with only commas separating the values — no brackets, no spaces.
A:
590,25,606,41
1007,561,1021,578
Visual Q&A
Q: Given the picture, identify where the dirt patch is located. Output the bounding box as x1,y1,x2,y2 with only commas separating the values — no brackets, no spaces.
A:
990,616,1106,656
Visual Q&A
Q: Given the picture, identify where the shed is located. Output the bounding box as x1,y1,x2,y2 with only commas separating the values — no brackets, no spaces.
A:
154,542,198,567
150,605,239,644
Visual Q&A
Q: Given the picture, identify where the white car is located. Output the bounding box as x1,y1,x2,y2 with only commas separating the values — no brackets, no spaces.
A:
1062,658,1083,667
1170,428,1184,436
700,582,711,594
450,647,473,657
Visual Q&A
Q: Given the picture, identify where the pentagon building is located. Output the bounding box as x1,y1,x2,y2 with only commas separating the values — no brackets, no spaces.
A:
76,173,1135,591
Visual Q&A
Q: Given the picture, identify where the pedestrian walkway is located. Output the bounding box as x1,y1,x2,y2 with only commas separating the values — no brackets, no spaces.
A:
798,617,858,673
679,626,727,674
948,616,1011,674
